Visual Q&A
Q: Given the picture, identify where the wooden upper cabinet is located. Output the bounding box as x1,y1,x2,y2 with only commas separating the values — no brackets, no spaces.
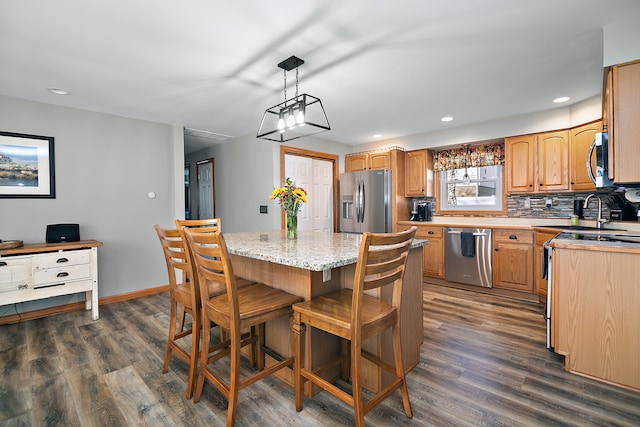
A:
368,151,391,170
345,151,392,172
570,121,602,191
345,154,368,172
505,135,535,193
611,60,640,184
505,131,569,194
537,130,569,192
405,149,433,197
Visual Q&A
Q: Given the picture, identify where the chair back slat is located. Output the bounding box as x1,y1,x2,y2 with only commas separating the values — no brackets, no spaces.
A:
183,228,241,333
352,227,416,323
155,225,195,294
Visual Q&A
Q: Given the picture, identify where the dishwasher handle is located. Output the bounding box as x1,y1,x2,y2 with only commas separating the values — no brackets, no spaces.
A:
447,230,488,237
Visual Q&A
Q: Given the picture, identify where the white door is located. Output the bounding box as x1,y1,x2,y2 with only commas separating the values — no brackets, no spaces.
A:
197,160,214,219
284,154,333,232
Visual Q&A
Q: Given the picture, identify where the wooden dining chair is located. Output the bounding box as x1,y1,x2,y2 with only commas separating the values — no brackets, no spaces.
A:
291,227,417,427
154,224,201,399
183,228,302,427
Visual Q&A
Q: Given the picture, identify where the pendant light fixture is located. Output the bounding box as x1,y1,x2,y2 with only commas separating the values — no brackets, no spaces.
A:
462,144,471,185
257,56,330,142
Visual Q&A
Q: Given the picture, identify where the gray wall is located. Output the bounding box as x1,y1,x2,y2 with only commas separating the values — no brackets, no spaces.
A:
185,134,353,233
0,95,182,314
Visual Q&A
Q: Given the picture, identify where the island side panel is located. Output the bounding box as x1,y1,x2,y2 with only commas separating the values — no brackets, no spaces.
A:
229,254,342,394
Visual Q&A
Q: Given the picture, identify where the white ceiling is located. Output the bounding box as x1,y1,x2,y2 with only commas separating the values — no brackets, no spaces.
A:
2,1,640,154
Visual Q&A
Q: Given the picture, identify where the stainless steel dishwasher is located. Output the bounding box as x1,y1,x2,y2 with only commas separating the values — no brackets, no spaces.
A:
444,227,493,287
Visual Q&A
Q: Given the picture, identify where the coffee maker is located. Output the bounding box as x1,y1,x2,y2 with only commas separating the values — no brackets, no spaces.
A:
410,201,432,221
417,202,432,222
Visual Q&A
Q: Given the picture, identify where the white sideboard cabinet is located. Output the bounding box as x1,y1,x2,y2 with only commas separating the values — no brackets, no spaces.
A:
0,240,103,320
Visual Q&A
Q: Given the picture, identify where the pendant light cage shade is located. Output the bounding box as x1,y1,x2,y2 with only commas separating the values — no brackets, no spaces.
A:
257,93,330,142
257,56,330,142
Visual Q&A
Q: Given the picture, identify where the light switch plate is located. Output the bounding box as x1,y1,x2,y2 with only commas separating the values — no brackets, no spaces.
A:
259,205,268,214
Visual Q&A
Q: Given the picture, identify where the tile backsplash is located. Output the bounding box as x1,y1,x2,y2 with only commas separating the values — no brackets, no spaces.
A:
415,189,638,220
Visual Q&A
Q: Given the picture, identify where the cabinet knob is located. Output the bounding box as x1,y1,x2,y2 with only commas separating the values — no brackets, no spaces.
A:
57,272,69,278
56,257,69,263
495,248,499,252
509,235,518,240
428,231,434,235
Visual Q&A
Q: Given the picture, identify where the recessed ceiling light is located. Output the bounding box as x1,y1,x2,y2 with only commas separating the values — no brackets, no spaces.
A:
47,88,70,95
553,96,570,103
441,116,453,122
373,134,382,138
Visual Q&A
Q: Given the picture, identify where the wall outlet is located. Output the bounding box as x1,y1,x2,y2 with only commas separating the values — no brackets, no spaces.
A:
259,205,268,214
545,198,553,208
523,198,531,209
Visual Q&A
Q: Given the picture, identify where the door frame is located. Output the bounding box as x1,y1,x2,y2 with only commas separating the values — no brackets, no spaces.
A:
280,146,339,232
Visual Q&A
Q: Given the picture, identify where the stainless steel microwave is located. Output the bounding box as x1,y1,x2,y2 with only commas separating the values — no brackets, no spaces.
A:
587,132,615,188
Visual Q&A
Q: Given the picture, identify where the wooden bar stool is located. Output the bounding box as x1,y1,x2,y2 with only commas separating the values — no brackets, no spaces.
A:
154,224,202,399
291,227,417,427
184,228,302,427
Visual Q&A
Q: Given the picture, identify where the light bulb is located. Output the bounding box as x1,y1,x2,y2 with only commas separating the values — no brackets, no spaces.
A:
277,117,285,131
286,112,296,129
295,109,304,125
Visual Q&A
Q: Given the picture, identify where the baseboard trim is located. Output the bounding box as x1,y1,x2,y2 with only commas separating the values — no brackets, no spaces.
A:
0,284,169,325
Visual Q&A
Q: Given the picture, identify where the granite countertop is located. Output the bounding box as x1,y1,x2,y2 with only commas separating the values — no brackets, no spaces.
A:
224,230,427,272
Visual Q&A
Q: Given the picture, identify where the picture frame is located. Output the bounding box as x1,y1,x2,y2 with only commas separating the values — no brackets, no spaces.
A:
0,131,55,198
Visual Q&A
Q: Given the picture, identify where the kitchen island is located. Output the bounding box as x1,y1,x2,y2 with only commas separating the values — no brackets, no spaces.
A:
224,230,426,395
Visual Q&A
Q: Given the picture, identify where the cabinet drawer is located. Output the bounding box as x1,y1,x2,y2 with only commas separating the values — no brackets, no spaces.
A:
0,257,32,292
33,250,91,269
415,225,443,238
33,264,92,286
494,229,533,244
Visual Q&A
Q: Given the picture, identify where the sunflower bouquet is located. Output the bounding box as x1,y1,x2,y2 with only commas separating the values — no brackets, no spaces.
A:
270,178,307,238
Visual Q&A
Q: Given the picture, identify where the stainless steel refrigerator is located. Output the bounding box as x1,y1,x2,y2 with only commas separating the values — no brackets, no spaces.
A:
340,169,391,233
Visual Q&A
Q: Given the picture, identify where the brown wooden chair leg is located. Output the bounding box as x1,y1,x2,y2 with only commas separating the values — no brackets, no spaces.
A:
185,309,200,399
163,297,177,374
256,323,265,371
351,341,365,427
193,315,211,403
226,330,242,427
393,323,413,418
291,314,305,412
178,306,187,332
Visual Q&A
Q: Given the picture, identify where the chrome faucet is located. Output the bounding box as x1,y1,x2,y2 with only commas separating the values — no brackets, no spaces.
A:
583,194,608,229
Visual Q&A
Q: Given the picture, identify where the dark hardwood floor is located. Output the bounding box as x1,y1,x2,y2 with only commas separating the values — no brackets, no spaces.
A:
1,283,639,426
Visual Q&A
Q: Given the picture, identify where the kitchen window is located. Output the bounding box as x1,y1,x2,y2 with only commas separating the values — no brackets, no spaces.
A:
437,165,504,213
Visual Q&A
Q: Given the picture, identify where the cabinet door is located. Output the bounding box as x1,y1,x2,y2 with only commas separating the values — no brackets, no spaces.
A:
416,226,444,278
570,122,601,191
368,152,390,170
493,230,534,292
405,150,426,196
613,61,640,184
345,154,368,172
537,131,569,192
505,135,535,193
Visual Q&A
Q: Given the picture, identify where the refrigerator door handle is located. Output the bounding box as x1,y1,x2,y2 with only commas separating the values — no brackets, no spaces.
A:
359,179,365,223
354,180,360,223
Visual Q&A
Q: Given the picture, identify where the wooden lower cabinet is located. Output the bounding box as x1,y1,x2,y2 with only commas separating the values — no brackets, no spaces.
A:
552,246,640,391
492,229,534,292
415,225,444,278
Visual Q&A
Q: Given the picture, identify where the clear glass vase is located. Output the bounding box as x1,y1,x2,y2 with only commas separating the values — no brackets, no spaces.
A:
286,211,298,240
